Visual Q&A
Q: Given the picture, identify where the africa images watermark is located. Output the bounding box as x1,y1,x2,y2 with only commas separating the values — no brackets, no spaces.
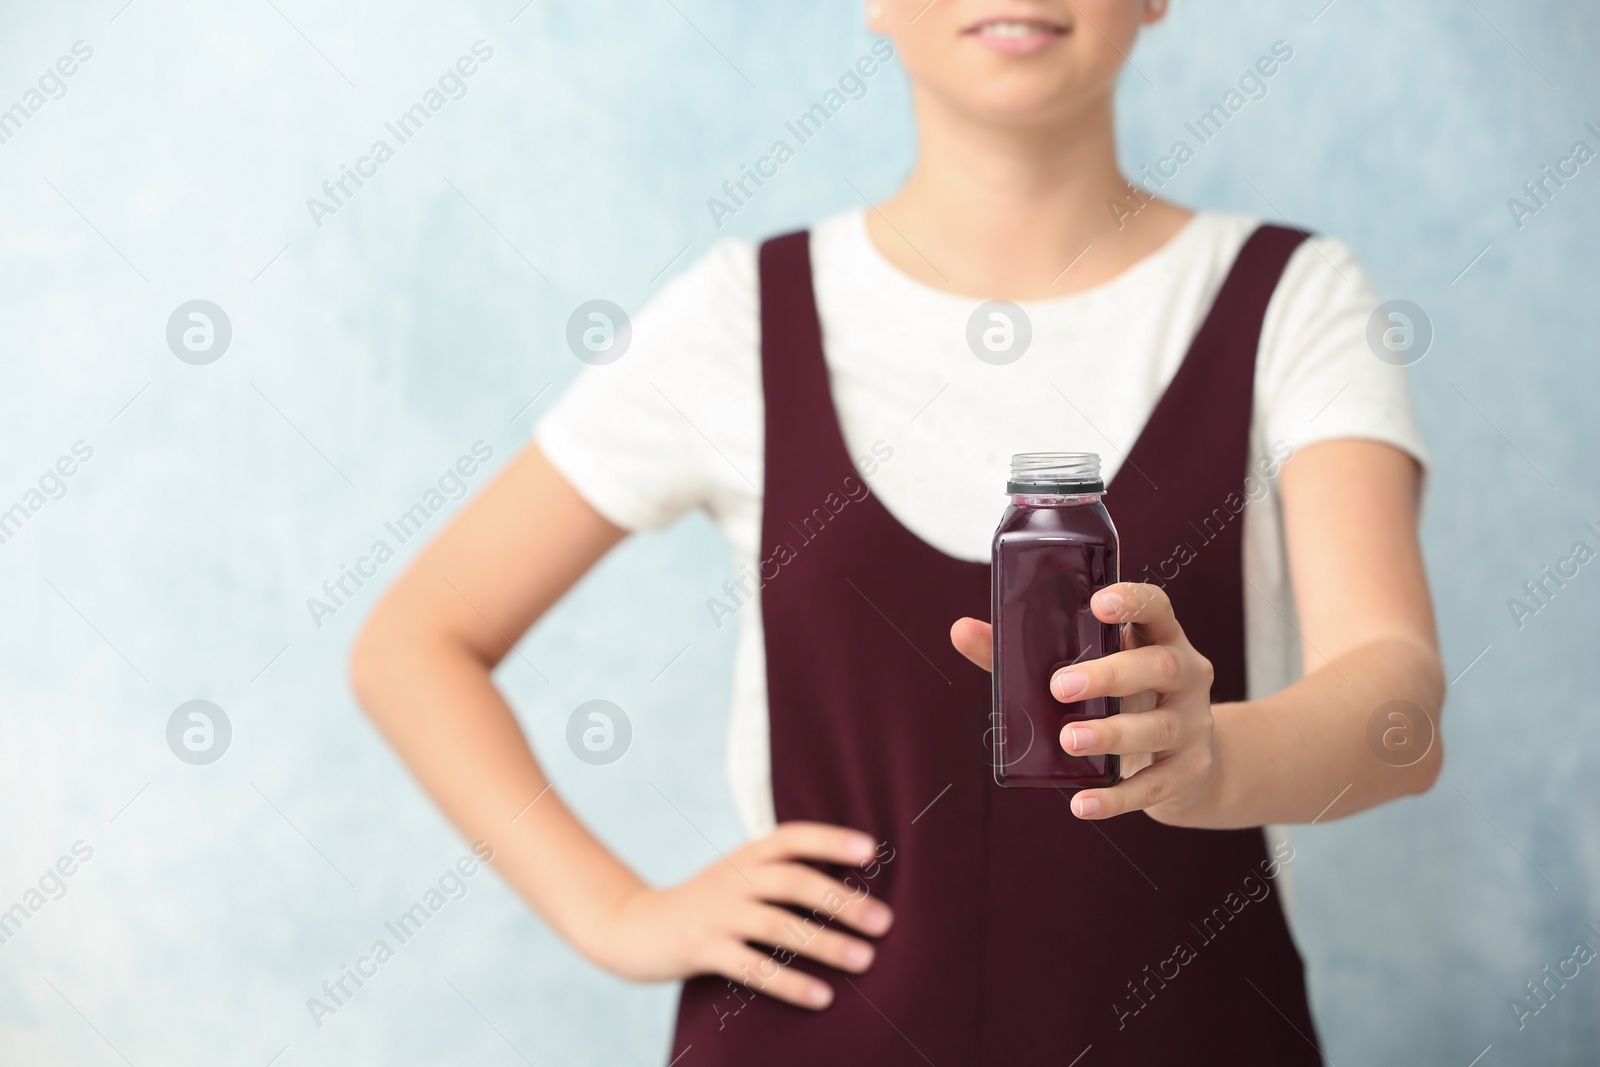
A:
1507,919,1600,1031
703,439,894,629
566,699,632,766
705,39,896,230
1505,518,1600,631
0,39,95,149
1504,118,1600,232
305,842,495,1029
1112,838,1296,1031
1365,699,1436,768
306,441,494,629
1109,40,1295,228
305,40,496,230
0,439,94,548
0,840,95,949
1131,440,1295,590
167,699,232,766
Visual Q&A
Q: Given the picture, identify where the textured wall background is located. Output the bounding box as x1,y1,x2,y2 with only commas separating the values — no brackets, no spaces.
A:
0,1,1595,1064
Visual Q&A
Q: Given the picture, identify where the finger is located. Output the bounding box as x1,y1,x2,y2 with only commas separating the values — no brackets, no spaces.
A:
739,903,878,975
1060,707,1197,758
711,942,834,1010
754,861,894,937
1051,643,1200,702
1068,753,1203,820
1090,583,1188,646
757,822,879,867
950,617,993,672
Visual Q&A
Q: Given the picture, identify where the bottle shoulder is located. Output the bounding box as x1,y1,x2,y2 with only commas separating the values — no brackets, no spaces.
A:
993,501,1117,544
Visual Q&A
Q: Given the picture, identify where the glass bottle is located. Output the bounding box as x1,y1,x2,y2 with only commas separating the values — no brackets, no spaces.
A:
990,452,1121,788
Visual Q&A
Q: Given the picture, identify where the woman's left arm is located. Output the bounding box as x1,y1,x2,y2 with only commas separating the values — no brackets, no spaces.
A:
1192,437,1443,826
951,438,1444,828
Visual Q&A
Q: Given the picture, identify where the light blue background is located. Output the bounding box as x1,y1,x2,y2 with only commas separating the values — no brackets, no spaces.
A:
1,1,1596,1064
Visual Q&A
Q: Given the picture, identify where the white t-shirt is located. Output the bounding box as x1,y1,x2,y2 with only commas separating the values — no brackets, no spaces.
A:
538,209,1427,836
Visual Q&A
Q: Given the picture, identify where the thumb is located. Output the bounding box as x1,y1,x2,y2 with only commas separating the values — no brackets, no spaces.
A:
950,618,993,672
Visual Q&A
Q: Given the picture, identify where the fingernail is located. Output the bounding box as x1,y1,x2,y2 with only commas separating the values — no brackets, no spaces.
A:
844,943,873,969
1052,670,1087,700
808,983,834,1008
1073,794,1101,818
1095,590,1124,616
1066,726,1094,754
865,904,892,933
852,836,876,862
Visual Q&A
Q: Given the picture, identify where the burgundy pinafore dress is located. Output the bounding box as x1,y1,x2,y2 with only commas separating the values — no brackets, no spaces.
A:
670,225,1322,1065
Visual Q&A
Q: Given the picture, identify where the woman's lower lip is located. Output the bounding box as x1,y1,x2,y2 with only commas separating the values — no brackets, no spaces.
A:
966,28,1066,56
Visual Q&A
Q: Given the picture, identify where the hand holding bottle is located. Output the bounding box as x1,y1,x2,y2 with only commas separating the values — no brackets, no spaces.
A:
953,580,1221,824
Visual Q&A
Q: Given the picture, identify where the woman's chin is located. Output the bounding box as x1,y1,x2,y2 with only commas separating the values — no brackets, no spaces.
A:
928,81,1107,131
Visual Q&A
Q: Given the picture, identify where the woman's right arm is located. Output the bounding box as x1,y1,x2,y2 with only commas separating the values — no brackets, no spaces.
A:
348,442,891,1009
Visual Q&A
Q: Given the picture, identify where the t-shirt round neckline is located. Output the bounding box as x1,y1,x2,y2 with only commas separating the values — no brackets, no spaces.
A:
838,206,1212,313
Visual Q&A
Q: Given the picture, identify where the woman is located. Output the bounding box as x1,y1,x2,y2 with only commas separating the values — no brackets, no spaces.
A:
350,1,1443,1062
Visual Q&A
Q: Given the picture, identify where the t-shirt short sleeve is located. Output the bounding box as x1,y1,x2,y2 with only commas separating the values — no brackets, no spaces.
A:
1255,235,1429,472
535,238,763,532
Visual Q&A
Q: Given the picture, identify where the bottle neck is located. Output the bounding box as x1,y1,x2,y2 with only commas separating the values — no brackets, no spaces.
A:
1011,491,1103,508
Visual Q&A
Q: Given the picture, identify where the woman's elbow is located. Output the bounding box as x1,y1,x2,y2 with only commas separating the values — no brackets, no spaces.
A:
1405,729,1444,796
347,618,387,717
1399,647,1447,797
348,602,412,719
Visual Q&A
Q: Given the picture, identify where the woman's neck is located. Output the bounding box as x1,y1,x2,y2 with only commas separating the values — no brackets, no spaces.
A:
868,90,1192,300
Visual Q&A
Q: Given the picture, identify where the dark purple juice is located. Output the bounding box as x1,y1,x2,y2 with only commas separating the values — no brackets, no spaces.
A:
990,453,1120,789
